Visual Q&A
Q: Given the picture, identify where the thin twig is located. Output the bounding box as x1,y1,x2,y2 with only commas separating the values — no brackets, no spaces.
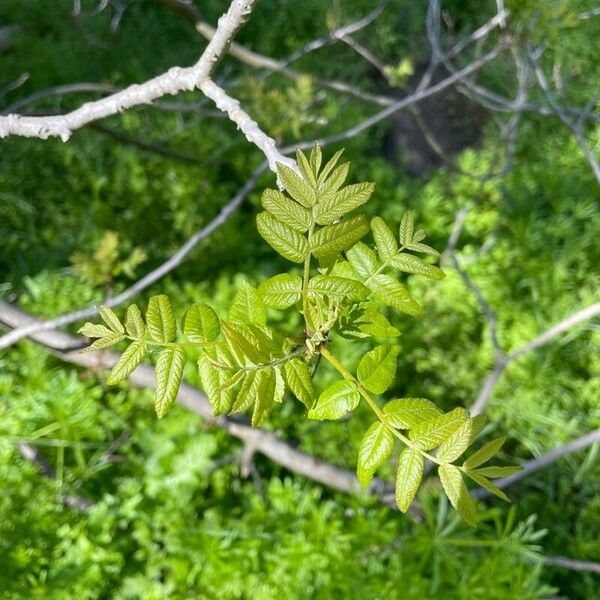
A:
527,47,600,185
470,302,600,415
544,556,600,574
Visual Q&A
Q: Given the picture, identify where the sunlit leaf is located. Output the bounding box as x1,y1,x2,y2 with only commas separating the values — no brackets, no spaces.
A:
284,358,315,409
184,303,220,343
371,216,398,260
125,304,146,338
390,254,445,280
311,215,369,260
229,283,266,325
258,273,302,309
146,295,176,343
79,322,113,338
99,306,124,334
357,422,394,489
436,417,473,463
276,163,316,207
154,347,185,418
399,210,415,246
357,345,399,394
463,436,506,470
346,242,379,278
384,398,442,429
262,188,311,232
107,340,147,384
409,407,470,450
396,447,424,512
256,211,308,263
308,274,368,301
252,368,276,426
438,464,478,526
308,380,360,420
314,182,374,225
368,274,422,316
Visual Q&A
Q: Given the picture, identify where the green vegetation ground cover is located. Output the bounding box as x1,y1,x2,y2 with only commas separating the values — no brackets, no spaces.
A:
0,0,599,597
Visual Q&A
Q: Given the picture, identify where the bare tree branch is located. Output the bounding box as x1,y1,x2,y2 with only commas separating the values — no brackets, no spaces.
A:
291,43,507,152
470,302,600,415
0,164,266,350
154,0,395,107
199,79,296,176
0,0,259,140
1,82,225,116
544,556,600,575
528,48,600,185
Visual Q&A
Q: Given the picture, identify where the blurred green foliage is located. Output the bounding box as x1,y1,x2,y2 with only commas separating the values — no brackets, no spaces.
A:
0,0,599,598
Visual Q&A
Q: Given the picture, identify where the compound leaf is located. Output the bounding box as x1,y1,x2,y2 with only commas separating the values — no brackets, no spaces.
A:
405,241,440,257
80,331,124,352
399,210,415,246
198,352,234,415
276,163,316,207
409,407,470,450
309,144,322,176
475,466,521,478
464,470,509,502
346,242,379,278
229,283,266,325
220,321,266,366
463,436,506,470
296,148,317,187
369,274,422,316
390,254,445,280
371,216,398,260
252,368,277,426
317,149,344,186
314,182,374,225
125,304,146,338
99,306,124,334
79,323,114,338
308,274,368,301
284,358,315,409
436,418,474,463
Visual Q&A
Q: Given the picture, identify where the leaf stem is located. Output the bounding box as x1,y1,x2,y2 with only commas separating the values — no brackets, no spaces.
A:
302,222,315,334
364,244,408,286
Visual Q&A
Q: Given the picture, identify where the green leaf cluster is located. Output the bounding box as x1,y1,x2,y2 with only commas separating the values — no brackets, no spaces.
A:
80,146,519,523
